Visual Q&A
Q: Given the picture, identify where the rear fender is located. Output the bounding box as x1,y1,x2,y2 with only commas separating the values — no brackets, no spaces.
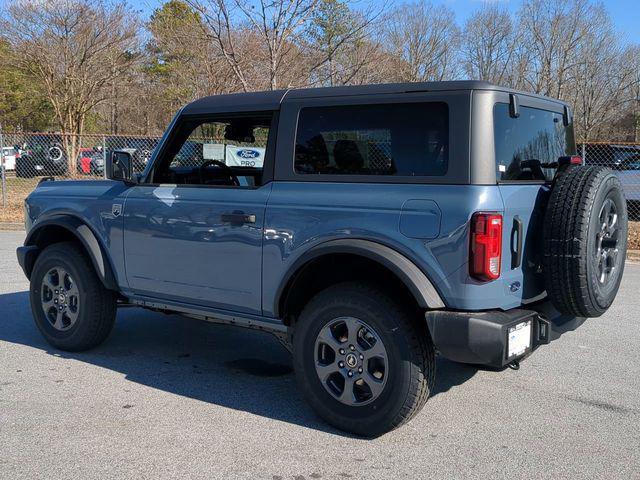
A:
275,238,445,317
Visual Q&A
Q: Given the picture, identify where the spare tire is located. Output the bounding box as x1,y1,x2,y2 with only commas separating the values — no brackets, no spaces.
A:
543,166,628,317
48,143,64,162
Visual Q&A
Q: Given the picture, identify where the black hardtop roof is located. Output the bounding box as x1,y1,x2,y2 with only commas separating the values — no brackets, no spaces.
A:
181,80,567,114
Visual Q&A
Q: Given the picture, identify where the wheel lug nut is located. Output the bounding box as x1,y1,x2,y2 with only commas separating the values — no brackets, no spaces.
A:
349,345,355,351
54,299,58,304
347,371,353,377
339,349,345,355
338,361,344,368
358,367,363,373
359,354,364,360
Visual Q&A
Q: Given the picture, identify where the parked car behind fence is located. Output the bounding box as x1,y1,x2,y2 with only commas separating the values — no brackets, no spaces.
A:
1,147,18,171
582,143,640,218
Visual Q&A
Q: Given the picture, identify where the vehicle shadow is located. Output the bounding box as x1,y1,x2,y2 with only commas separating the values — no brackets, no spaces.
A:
0,290,480,436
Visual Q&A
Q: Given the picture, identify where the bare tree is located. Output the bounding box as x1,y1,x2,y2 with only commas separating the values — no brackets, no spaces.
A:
461,5,520,86
382,1,460,82
514,0,640,140
2,0,139,173
570,39,640,141
518,0,596,98
332,38,399,85
627,46,640,142
185,0,317,91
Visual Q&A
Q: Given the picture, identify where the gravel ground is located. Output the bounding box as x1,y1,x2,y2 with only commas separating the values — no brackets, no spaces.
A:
1,231,639,480
629,221,640,250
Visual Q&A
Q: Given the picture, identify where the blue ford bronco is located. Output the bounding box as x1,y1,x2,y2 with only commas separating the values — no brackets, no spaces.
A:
17,81,628,436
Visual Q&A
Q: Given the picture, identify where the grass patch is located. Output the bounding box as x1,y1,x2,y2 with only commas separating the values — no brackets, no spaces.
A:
629,221,640,250
0,177,40,223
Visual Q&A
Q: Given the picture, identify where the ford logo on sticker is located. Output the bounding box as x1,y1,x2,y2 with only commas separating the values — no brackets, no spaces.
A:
236,149,260,159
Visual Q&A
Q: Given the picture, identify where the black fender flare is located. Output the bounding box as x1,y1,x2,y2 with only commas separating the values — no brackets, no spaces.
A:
22,215,118,290
274,238,445,317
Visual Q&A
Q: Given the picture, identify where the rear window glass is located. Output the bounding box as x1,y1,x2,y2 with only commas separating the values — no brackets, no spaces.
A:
294,102,449,176
494,103,575,181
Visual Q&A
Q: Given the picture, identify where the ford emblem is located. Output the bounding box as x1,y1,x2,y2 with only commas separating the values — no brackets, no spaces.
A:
236,149,260,159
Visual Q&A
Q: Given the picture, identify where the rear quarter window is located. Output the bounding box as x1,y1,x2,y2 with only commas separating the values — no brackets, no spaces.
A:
294,102,449,177
494,103,576,182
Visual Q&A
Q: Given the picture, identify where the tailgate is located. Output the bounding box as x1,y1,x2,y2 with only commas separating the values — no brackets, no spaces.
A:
498,184,549,305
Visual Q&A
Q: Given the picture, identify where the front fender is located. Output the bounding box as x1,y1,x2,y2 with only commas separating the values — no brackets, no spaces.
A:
21,215,118,290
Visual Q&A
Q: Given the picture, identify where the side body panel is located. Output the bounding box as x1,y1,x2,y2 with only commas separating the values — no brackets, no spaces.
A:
262,182,506,316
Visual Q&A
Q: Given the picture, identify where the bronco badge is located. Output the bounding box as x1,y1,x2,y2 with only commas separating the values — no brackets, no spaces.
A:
112,204,122,217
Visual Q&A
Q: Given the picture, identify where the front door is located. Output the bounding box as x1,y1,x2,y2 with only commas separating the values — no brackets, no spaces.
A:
122,113,275,315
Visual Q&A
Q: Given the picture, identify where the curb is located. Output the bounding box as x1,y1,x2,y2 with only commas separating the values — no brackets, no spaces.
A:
0,222,24,231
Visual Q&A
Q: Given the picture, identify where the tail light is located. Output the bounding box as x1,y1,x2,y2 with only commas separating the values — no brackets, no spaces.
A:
470,213,503,281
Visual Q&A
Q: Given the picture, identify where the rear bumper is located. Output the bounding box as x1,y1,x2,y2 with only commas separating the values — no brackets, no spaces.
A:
425,301,584,368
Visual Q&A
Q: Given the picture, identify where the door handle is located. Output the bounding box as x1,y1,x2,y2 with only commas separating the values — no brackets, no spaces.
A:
221,213,256,224
511,216,523,269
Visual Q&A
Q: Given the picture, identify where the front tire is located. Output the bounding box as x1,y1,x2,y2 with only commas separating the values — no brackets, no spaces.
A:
29,242,117,351
293,282,435,437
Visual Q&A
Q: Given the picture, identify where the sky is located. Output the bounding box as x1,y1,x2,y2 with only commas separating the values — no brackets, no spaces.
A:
131,0,640,43
0,0,638,44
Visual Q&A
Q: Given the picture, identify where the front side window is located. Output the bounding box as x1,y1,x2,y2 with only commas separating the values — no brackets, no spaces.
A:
294,102,449,177
494,103,576,182
153,115,271,187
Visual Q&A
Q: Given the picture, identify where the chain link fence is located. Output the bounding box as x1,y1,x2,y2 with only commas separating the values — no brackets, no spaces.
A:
1,131,639,229
579,142,640,221
0,132,162,222
0,131,162,178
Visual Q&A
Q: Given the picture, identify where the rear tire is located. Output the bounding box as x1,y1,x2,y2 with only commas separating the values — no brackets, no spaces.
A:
543,166,628,317
293,282,435,437
29,242,117,351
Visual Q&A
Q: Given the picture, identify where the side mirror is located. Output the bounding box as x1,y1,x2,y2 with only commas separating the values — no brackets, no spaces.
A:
106,150,133,182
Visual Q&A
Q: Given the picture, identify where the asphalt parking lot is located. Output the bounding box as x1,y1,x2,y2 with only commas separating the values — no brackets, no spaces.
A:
1,230,639,480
